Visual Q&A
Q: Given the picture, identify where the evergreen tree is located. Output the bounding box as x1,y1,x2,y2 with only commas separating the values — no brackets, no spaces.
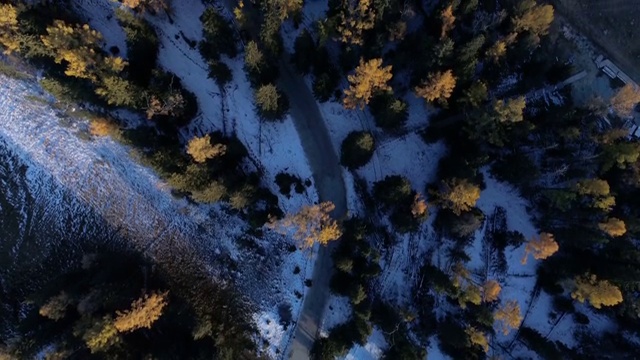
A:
434,178,481,215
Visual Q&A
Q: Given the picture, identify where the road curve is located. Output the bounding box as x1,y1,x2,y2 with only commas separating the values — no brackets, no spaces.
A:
277,58,347,360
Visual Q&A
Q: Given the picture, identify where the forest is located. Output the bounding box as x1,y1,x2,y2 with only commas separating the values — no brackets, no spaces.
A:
0,0,640,359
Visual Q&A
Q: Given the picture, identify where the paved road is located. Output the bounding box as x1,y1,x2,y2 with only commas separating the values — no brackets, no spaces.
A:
277,58,347,360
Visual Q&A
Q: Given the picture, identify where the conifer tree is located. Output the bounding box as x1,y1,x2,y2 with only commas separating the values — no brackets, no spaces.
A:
440,5,455,39
337,0,376,46
39,292,71,321
494,300,521,335
521,232,558,264
435,178,481,215
465,326,489,352
343,58,392,109
494,96,526,123
114,291,169,332
268,202,342,248
187,134,227,163
571,274,623,309
79,316,121,353
415,70,456,104
0,4,20,54
512,0,554,39
610,84,640,117
598,217,626,237
483,280,501,302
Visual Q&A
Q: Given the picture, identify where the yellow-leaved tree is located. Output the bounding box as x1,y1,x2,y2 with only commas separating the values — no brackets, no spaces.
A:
571,274,623,309
80,316,121,353
512,0,554,39
415,70,456,104
434,178,481,215
114,291,169,332
598,217,627,237
610,84,640,117
411,193,428,218
268,202,342,248
575,178,616,211
187,134,227,163
483,279,502,302
493,96,526,123
337,0,376,46
465,326,489,352
343,58,393,109
0,4,20,54
440,5,455,39
39,292,71,321
494,300,522,335
521,232,559,264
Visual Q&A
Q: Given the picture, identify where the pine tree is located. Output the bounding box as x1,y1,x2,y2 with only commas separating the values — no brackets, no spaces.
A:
95,76,140,107
337,0,376,46
186,134,227,163
461,81,488,108
486,40,507,62
571,274,623,309
440,5,455,39
343,58,393,109
268,202,342,248
465,326,489,352
415,70,456,103
483,280,501,302
598,217,627,237
0,4,20,54
114,291,168,332
601,142,640,172
435,178,481,215
610,84,640,117
521,232,558,264
191,181,228,203
494,300,521,335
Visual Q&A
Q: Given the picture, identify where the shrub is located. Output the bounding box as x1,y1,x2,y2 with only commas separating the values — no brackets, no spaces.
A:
340,131,375,170
89,117,120,137
369,92,408,130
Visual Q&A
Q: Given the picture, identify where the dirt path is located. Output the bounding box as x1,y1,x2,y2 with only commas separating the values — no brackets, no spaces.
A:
277,58,347,360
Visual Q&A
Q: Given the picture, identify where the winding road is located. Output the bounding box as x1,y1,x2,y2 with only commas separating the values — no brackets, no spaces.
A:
277,58,347,360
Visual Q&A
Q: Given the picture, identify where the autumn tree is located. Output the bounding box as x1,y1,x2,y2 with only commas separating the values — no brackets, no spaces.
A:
186,134,227,163
599,217,626,237
415,70,456,104
114,291,168,332
434,178,481,215
0,4,20,54
80,316,121,353
95,76,140,107
119,0,171,14
494,96,526,123
255,83,288,119
89,117,120,137
244,41,264,74
39,292,71,321
575,178,615,211
440,5,455,39
268,201,342,248
343,58,393,109
483,279,501,302
571,274,623,309
466,326,489,352
485,40,507,62
521,232,559,264
494,300,522,335
512,0,554,39
411,193,428,218
337,0,376,46
41,21,126,82
601,141,640,172
610,84,640,117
